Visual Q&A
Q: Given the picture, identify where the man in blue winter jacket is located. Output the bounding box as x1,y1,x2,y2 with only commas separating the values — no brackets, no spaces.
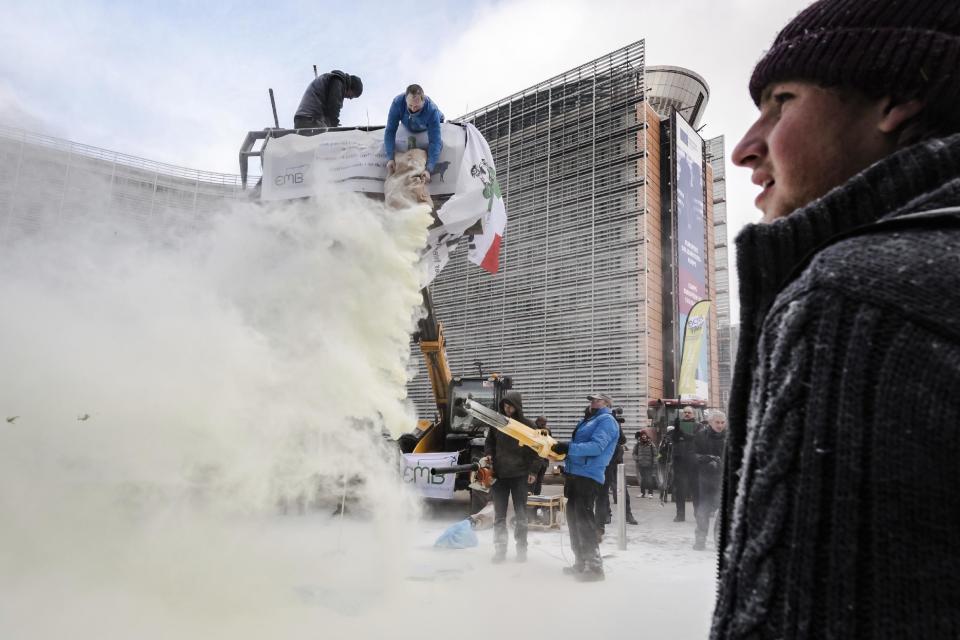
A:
384,84,444,182
551,393,621,581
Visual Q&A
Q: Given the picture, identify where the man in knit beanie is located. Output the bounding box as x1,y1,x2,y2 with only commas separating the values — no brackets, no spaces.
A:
712,1,960,638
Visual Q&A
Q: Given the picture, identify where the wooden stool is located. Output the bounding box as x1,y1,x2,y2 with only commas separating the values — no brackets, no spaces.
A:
526,494,566,530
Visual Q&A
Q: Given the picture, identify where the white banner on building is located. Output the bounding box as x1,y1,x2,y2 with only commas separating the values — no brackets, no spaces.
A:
261,123,465,201
401,452,460,499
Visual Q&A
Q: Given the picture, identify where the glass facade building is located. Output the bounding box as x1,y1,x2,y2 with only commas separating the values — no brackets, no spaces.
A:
407,41,726,436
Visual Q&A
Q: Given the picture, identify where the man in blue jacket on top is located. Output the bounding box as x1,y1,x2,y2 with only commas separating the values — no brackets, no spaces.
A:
384,84,444,182
551,393,621,581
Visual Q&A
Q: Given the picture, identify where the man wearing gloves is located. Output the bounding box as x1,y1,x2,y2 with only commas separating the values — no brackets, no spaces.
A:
551,393,621,581
384,84,445,183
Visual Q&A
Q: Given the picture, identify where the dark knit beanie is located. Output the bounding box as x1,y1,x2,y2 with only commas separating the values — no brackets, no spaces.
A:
349,75,363,97
750,0,960,122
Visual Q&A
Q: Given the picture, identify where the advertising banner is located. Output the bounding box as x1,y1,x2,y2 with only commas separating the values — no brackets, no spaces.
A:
674,114,710,401
261,123,466,201
400,452,460,499
678,299,711,401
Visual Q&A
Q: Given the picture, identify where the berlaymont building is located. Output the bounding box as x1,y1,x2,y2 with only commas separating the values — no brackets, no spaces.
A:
0,39,731,439
414,41,732,437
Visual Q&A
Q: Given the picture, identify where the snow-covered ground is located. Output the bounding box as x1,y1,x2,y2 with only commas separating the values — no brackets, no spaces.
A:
1,487,717,640
403,487,719,639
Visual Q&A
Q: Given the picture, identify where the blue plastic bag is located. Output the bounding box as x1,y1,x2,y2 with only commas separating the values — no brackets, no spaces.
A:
434,518,478,549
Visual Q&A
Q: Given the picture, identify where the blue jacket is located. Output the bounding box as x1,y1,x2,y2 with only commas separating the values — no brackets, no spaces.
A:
564,408,620,485
384,94,444,172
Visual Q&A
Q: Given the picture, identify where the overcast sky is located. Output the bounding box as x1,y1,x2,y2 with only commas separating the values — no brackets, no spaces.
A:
0,0,812,320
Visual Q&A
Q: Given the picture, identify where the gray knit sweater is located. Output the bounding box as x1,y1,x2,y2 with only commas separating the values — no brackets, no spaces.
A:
712,134,960,639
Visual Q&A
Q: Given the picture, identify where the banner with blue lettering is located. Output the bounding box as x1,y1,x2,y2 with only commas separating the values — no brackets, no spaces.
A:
400,452,459,499
260,124,465,201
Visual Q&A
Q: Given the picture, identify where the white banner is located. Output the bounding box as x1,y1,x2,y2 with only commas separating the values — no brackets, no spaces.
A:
261,123,466,201
401,452,460,499
417,123,507,285
435,124,498,235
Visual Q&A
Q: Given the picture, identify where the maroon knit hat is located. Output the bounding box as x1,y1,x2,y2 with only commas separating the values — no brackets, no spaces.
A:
750,0,960,121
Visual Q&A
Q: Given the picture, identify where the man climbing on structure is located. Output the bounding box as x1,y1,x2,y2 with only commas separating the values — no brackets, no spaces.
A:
384,84,444,183
293,70,363,129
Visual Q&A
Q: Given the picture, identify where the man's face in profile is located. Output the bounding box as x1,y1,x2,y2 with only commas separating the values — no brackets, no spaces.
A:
732,81,899,222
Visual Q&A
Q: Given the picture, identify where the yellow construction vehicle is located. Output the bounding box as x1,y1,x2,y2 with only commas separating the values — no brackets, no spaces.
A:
397,288,520,509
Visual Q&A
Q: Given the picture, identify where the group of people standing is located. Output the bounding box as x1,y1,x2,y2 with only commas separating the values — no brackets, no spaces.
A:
661,407,728,550
483,391,624,582
293,71,445,183
482,391,728,580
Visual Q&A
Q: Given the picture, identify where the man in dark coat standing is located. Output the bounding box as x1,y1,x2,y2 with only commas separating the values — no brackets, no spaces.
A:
712,1,960,637
671,406,700,522
484,390,540,564
693,410,726,550
632,431,657,498
293,70,363,129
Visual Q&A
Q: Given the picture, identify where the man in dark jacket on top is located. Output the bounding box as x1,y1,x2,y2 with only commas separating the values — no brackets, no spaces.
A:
713,1,960,637
484,390,540,564
293,70,363,129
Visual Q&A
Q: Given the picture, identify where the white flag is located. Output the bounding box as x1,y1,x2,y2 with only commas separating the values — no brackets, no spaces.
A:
422,123,507,280
418,225,462,288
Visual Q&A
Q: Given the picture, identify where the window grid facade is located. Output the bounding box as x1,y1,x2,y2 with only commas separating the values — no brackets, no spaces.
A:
706,135,732,408
407,41,650,437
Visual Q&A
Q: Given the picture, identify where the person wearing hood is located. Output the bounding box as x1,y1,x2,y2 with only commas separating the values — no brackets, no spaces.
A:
550,393,621,581
293,70,363,129
484,390,541,564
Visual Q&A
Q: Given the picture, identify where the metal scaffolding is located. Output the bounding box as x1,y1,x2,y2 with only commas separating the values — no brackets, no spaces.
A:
408,41,649,437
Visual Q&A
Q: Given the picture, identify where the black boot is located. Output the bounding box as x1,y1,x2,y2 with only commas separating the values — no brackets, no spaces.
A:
577,555,605,582
563,559,584,575
491,546,507,564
